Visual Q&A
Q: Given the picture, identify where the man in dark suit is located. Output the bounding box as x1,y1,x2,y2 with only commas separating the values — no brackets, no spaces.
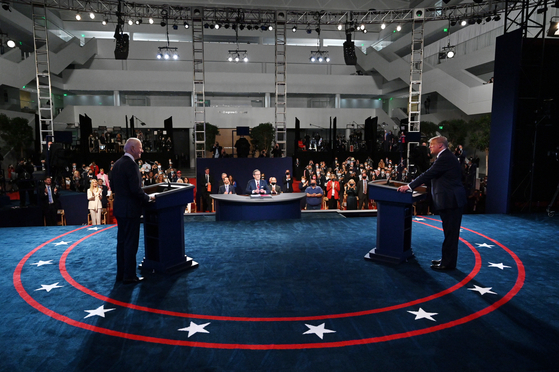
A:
357,173,369,210
245,169,270,194
283,170,293,193
40,176,60,226
112,138,154,284
398,136,466,271
218,177,235,194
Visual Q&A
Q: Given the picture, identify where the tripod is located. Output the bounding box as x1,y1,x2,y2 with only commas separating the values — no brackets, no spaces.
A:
546,182,559,217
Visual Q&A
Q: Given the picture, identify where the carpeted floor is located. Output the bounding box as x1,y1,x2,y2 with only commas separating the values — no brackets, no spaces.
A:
1,213,558,371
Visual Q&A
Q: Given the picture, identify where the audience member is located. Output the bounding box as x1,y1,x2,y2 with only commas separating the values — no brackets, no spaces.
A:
87,179,103,225
305,180,323,210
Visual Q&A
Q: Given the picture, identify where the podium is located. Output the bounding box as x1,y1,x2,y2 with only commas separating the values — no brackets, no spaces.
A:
141,182,198,273
364,180,427,264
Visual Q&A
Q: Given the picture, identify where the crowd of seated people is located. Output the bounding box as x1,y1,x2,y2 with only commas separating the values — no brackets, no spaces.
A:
88,129,173,154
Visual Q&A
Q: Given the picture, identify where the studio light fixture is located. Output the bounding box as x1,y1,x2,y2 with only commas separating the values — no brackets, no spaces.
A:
381,23,386,30
157,16,179,60
228,22,248,63
183,21,189,29
2,2,11,11
149,18,154,24
135,18,142,25
75,12,82,21
548,17,559,36
461,20,467,26
292,25,297,32
102,18,108,26
396,25,402,32
89,12,95,20
127,19,133,25
310,19,330,63
7,39,15,48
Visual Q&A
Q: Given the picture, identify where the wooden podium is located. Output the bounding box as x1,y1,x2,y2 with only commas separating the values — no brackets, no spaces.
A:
364,180,427,264
141,182,198,274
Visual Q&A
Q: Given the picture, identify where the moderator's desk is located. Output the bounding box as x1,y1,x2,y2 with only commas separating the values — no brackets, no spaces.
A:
211,193,306,221
365,180,427,264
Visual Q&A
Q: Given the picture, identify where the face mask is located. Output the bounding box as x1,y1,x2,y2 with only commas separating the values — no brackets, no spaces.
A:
271,182,276,186
311,183,316,186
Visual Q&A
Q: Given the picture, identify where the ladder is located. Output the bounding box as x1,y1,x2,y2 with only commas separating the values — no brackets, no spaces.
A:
192,12,206,161
407,17,425,164
274,13,287,157
32,3,54,148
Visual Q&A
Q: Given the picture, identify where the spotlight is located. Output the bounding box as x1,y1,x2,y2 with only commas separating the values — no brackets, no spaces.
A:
247,25,253,30
228,55,233,62
173,53,179,60
243,56,248,62
239,24,245,30
396,25,402,31
337,24,343,31
363,28,368,34
173,23,178,30
476,18,482,24
128,19,133,26
359,24,365,30
204,23,210,29
7,39,15,48
310,56,316,62
161,20,167,27
306,26,312,34
184,21,189,29
149,18,154,24
268,25,273,31
447,50,455,58
494,15,501,21
215,23,221,30
381,23,386,29
234,55,240,62
2,2,10,11
261,25,267,31
461,20,467,26
450,19,457,26
224,24,230,29
315,27,320,33
325,56,330,62
468,18,475,25
164,52,170,60
135,19,142,25
102,19,108,26
193,9,201,16
292,25,297,32
89,12,95,20
75,13,81,21
157,52,163,59
485,16,492,22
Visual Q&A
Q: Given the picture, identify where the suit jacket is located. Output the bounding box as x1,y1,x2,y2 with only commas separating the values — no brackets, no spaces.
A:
111,155,150,218
245,179,270,194
218,184,236,194
270,184,282,194
87,188,103,210
326,180,340,199
408,149,466,211
41,184,60,208
357,179,369,199
283,177,294,193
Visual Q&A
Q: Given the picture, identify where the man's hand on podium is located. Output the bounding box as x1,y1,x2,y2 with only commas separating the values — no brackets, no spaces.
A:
397,185,411,193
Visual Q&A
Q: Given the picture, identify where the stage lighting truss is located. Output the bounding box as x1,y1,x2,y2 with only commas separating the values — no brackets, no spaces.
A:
310,50,330,63
228,49,248,63
157,46,179,60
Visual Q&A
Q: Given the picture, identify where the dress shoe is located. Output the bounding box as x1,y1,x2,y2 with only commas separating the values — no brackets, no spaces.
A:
431,259,441,265
430,264,455,271
123,276,145,284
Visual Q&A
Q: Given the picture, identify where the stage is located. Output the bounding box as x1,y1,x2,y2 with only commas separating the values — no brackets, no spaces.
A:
2,213,559,371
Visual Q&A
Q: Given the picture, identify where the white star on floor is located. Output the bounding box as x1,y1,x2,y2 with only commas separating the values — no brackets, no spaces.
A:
84,305,115,318
468,285,497,296
53,241,70,246
488,262,511,270
87,227,100,231
35,282,63,292
178,321,211,337
476,243,494,249
303,323,336,339
30,260,53,267
407,308,438,321
414,217,425,221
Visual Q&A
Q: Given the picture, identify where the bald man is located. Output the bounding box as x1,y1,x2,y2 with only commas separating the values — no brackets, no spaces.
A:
112,138,154,284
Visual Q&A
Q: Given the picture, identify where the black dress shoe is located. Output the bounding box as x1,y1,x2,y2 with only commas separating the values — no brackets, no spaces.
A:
430,264,455,271
431,259,441,265
123,276,145,284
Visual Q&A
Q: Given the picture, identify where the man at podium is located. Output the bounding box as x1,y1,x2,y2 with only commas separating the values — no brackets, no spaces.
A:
112,138,154,284
397,136,466,271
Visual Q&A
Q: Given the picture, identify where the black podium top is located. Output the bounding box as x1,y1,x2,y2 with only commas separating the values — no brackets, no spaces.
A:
368,180,427,204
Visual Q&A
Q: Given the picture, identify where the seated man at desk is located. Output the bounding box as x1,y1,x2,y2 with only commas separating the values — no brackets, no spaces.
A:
245,169,270,195
218,176,235,194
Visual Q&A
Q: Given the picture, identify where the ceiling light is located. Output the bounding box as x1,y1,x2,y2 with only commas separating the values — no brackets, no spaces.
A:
75,13,82,21
128,19,133,26
381,23,386,29
292,25,297,32
268,25,273,31
362,28,368,34
89,12,95,20
184,21,189,29
2,3,10,11
461,20,467,26
161,20,167,27
102,19,108,26
309,50,330,63
360,24,365,30
173,23,178,30
494,15,501,21
450,19,457,26
135,19,142,25
227,50,248,63
149,18,154,24
7,39,16,48
157,46,179,60
215,23,221,30
337,24,343,31
396,25,402,31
